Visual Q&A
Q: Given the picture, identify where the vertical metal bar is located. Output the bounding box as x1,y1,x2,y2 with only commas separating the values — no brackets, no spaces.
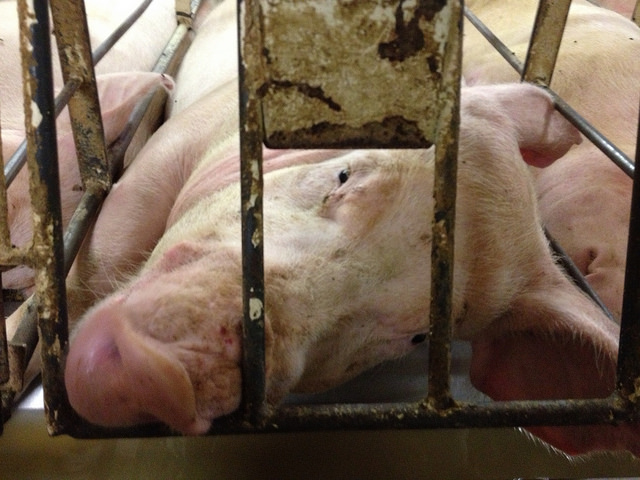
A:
427,0,462,411
238,0,266,423
49,0,109,192
617,104,640,402
0,278,8,387
17,0,70,435
521,0,570,85
633,0,640,26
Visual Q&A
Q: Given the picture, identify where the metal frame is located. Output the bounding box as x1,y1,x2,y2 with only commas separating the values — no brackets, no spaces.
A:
0,0,639,441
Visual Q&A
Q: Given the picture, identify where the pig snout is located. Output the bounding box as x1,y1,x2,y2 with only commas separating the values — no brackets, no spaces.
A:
65,301,210,434
65,243,246,434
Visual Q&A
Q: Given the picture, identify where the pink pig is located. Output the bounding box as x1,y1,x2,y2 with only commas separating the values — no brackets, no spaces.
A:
463,0,640,321
62,82,633,456
1,0,178,292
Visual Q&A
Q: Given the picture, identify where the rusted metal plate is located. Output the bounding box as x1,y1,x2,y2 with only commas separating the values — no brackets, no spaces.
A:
257,0,460,148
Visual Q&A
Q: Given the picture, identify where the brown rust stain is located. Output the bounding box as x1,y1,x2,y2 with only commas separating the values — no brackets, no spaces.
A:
378,0,448,62
265,116,433,149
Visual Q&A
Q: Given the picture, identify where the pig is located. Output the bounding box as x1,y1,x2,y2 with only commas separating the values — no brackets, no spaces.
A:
593,0,639,18
165,0,237,116
463,0,640,321
0,0,178,292
63,81,634,457
1,72,175,294
0,0,176,135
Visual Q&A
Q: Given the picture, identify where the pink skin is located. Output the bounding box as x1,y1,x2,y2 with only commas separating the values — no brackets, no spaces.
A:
464,0,640,321
0,0,176,133
166,0,237,117
1,0,177,293
593,0,638,18
65,83,629,456
1,72,174,294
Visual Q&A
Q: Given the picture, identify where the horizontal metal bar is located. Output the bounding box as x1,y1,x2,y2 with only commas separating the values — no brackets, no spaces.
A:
463,6,635,179
61,393,637,439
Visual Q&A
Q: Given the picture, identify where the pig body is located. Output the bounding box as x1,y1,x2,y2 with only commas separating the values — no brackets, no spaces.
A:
0,0,177,292
166,0,237,116
463,0,640,320
64,82,630,457
0,0,176,134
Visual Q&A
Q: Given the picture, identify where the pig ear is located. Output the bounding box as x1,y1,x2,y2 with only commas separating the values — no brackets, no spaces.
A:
493,83,583,168
468,283,633,455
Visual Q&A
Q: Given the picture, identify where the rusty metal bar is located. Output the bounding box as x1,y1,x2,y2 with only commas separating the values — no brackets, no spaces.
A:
427,1,463,411
238,0,267,423
617,106,640,401
463,6,635,180
63,85,171,274
521,0,570,85
0,279,8,389
4,0,157,188
49,0,109,192
63,392,638,439
17,0,71,436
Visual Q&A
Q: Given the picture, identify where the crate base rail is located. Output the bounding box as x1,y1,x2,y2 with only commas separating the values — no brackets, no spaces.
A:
54,393,638,439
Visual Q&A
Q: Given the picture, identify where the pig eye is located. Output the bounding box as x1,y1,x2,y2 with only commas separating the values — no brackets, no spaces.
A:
411,333,427,345
338,168,350,184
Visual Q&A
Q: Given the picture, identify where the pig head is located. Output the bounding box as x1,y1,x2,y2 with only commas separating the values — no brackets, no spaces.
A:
64,83,631,457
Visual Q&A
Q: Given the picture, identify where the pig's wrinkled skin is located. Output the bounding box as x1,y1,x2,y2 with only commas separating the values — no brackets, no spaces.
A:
64,82,631,456
463,0,640,321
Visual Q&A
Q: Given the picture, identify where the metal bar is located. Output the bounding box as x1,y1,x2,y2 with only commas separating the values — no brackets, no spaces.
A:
617,105,640,401
63,85,170,274
4,0,157,188
91,0,154,67
64,393,637,439
0,277,8,387
17,0,71,436
546,231,616,321
463,6,635,180
238,0,267,423
633,0,639,26
4,78,80,188
49,0,110,192
427,0,463,411
521,0,570,85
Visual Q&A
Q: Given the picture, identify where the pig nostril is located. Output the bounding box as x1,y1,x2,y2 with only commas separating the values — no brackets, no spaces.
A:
411,333,427,345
